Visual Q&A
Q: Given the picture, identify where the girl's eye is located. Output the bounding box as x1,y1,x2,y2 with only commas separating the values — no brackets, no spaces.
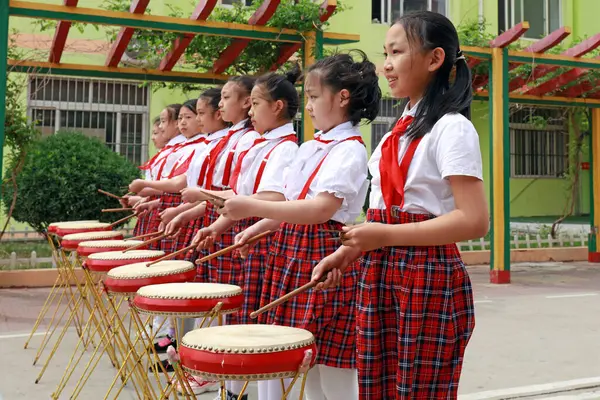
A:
383,52,388,57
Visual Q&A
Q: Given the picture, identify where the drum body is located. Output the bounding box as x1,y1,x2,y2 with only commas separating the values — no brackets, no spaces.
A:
85,250,164,273
77,240,144,257
133,282,243,317
180,325,317,381
104,261,196,296
61,231,124,252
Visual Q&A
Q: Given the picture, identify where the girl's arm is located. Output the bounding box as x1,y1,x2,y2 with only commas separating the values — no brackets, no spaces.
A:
252,191,286,202
129,174,187,194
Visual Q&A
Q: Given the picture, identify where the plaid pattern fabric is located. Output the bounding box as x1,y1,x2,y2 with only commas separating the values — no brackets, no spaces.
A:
235,217,275,324
133,196,160,236
201,202,243,325
148,193,184,252
259,221,358,369
357,208,475,399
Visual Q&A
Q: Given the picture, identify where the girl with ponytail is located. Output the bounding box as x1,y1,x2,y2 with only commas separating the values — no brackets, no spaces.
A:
312,11,488,399
216,51,381,399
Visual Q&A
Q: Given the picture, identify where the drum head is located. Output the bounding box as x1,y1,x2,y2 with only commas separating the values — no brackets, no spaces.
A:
55,222,112,237
104,260,196,296
76,240,143,257
85,250,165,273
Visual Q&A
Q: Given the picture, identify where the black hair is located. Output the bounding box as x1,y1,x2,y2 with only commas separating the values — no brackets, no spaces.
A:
199,87,222,112
255,63,301,120
182,99,198,115
306,49,381,126
394,11,472,139
165,103,182,121
152,116,160,125
228,75,256,128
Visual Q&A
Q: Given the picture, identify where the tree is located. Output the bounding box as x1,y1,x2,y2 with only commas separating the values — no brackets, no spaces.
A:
2,131,141,234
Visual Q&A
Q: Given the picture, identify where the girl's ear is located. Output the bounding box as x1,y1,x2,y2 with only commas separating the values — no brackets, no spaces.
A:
273,99,285,117
242,95,252,110
428,47,446,72
339,89,350,109
215,109,222,120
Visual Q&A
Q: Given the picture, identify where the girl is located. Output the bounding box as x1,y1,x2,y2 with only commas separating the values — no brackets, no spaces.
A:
312,11,488,399
192,68,300,400
216,51,381,400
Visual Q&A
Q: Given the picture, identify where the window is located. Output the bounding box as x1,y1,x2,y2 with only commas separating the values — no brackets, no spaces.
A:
509,107,568,178
372,0,447,25
28,76,150,165
220,0,253,6
370,98,402,153
499,0,560,39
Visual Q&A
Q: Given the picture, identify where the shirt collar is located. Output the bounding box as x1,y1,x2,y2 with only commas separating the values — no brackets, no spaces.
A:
230,119,248,131
167,134,186,146
402,99,421,118
185,133,208,142
316,121,359,141
263,123,295,139
206,127,230,141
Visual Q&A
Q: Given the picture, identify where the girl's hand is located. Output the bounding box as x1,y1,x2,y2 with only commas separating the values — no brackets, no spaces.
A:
217,196,255,221
311,247,360,290
164,214,184,237
340,223,390,252
192,227,220,251
129,179,147,194
233,228,258,259
159,207,179,226
125,195,142,207
138,187,159,197
180,187,204,204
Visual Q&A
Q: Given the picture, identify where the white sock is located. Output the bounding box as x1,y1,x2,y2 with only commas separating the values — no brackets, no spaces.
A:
257,379,293,400
304,365,358,400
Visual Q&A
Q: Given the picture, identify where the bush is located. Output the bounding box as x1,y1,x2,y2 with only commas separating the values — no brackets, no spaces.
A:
2,131,141,233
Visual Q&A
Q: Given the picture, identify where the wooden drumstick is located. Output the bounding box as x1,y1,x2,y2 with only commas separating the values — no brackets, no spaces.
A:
98,189,123,200
250,276,327,320
127,231,163,241
124,232,168,252
194,231,272,265
109,213,136,228
146,244,196,267
102,207,134,212
199,190,225,207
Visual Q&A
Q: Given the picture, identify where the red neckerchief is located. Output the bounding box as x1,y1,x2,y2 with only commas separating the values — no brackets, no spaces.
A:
166,135,207,178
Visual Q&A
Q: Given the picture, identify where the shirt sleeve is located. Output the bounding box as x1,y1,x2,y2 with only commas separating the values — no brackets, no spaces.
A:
434,115,483,180
256,141,299,194
312,141,369,204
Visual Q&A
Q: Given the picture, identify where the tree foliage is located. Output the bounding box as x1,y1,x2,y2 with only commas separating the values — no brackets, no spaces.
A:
2,132,141,234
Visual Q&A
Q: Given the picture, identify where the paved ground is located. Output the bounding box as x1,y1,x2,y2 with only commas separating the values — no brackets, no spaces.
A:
1,262,599,399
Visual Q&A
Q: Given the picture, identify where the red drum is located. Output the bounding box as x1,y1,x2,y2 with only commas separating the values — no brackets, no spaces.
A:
133,283,243,317
61,231,124,252
55,222,112,237
77,240,144,257
180,325,318,381
48,220,99,234
104,261,196,297
85,250,165,273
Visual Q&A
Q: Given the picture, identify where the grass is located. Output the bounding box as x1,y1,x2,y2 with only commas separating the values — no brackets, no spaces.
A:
0,240,53,258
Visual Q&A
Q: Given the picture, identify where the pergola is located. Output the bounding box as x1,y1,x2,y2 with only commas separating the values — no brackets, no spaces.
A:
463,22,600,283
0,0,357,160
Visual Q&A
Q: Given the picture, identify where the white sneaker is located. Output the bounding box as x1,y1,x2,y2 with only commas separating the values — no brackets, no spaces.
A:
176,373,220,395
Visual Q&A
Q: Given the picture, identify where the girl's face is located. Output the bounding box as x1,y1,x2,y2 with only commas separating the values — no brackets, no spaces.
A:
219,82,251,124
248,85,285,134
159,108,179,140
383,23,442,101
178,106,201,138
196,98,224,134
304,72,349,132
151,123,167,149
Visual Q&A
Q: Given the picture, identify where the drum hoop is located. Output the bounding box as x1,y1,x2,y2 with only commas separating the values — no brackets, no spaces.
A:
107,266,195,280
137,291,242,300
181,337,315,353
78,240,141,248
63,232,121,240
133,306,241,317
181,366,298,381
89,251,164,261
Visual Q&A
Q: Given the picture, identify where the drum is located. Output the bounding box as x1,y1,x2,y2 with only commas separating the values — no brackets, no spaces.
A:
77,240,144,257
85,250,165,273
54,222,112,237
61,231,124,252
48,220,99,234
133,283,243,317
179,325,317,381
104,261,196,296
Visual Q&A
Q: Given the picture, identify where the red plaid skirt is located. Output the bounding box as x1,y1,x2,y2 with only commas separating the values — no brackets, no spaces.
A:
133,196,160,236
235,217,275,325
357,208,475,399
148,193,184,252
201,202,243,324
259,221,358,369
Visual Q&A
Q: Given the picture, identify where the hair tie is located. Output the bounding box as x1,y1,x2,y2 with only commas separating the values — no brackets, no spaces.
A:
455,49,465,63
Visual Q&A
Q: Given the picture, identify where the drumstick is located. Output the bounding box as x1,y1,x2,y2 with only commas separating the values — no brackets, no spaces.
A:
98,189,123,200
146,243,196,267
250,276,327,319
195,231,272,265
109,213,136,228
102,208,134,212
123,233,168,252
127,231,163,241
199,190,225,207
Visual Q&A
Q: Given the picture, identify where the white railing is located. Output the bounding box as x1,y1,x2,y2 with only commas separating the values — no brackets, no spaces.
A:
0,227,135,242
457,233,588,252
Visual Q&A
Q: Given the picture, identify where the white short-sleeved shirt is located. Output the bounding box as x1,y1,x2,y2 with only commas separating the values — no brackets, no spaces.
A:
284,122,369,224
185,128,229,188
369,102,483,216
233,122,298,196
161,133,208,180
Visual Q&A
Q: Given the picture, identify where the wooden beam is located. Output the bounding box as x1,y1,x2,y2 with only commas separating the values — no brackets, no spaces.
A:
523,67,588,96
269,0,336,72
555,79,596,98
466,22,529,71
475,27,570,89
105,0,150,67
508,33,600,92
475,90,600,107
302,31,316,142
590,109,600,262
48,0,78,63
158,0,218,71
212,0,281,74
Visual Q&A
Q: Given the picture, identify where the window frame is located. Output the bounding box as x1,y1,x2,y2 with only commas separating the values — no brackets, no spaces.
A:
373,0,449,25
501,0,561,39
